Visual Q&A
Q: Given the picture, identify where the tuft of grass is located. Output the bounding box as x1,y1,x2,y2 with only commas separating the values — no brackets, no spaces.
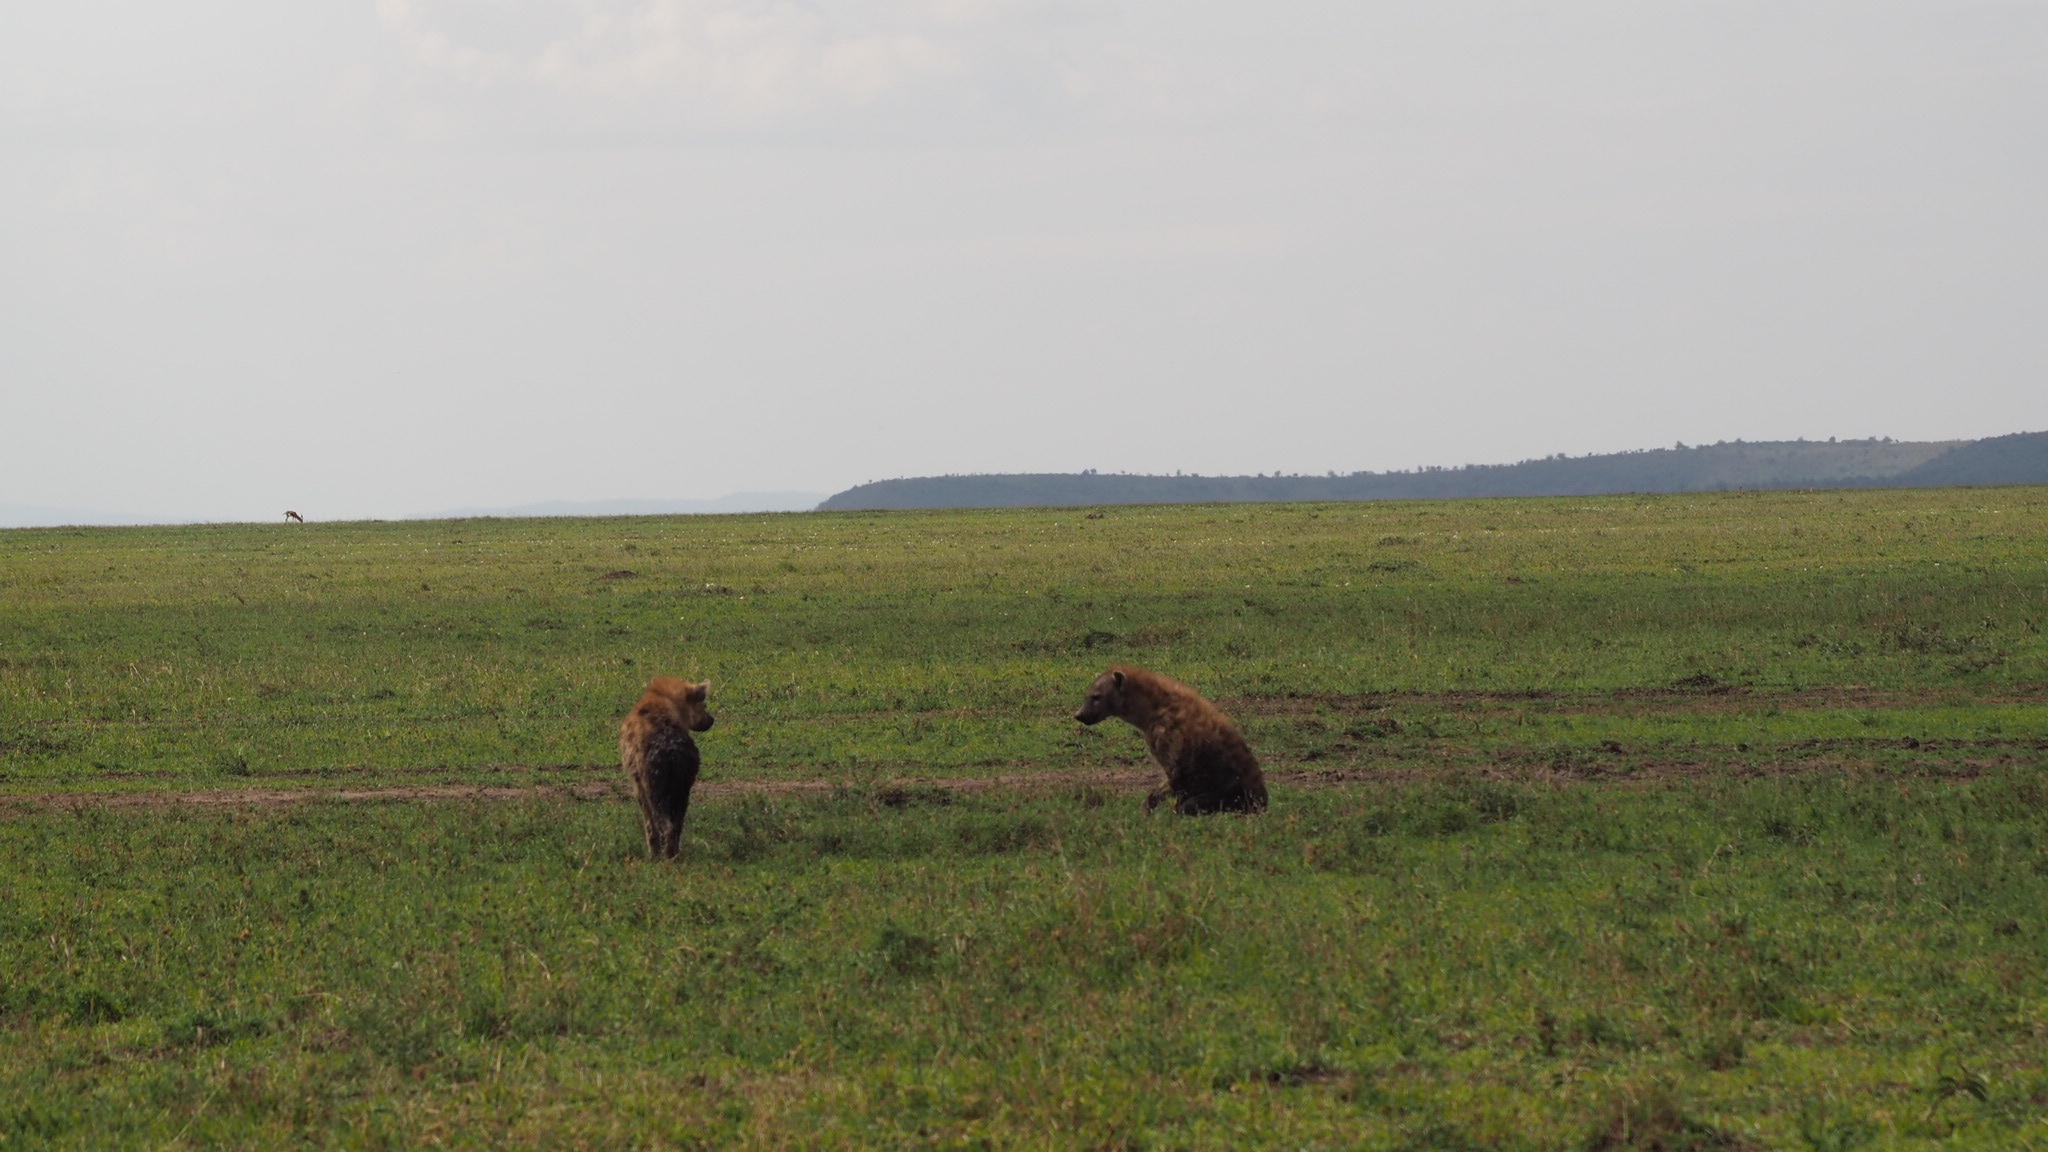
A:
1586,1080,1752,1150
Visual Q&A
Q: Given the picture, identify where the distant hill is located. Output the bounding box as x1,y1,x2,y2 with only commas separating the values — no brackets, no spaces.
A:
818,433,2048,511
1885,431,2048,487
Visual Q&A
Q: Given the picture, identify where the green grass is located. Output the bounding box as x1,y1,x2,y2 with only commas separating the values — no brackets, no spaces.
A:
2,487,2046,792
3,487,2047,1146
4,778,2046,1149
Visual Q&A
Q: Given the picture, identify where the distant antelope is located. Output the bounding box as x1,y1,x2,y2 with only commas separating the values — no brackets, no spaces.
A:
284,510,304,523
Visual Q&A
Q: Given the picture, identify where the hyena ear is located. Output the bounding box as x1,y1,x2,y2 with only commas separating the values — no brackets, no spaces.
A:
1110,670,1126,689
685,681,709,703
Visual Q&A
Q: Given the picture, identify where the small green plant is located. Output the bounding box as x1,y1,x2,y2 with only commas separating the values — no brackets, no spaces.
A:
1694,1028,1746,1071
1922,1051,1991,1122
66,989,125,1025
161,1007,268,1048
866,923,941,979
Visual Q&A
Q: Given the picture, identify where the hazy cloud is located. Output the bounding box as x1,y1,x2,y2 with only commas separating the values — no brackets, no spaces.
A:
372,0,1056,123
377,0,524,87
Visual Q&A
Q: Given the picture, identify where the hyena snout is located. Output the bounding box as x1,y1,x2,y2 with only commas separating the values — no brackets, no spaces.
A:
692,713,715,733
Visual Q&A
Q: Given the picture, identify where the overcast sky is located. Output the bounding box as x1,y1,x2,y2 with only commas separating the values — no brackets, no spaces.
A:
4,1,2045,523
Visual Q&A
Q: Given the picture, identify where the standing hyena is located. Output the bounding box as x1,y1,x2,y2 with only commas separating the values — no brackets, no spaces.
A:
620,677,714,859
1073,664,1268,814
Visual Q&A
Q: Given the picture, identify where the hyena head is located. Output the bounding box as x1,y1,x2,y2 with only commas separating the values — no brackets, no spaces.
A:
652,677,714,732
1072,667,1129,726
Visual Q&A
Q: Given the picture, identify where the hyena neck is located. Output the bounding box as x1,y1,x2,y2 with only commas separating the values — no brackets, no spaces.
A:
1118,697,1164,734
646,727,699,759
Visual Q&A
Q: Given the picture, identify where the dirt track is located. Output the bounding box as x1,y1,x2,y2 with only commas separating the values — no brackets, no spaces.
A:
0,769,1162,811
3,742,2021,811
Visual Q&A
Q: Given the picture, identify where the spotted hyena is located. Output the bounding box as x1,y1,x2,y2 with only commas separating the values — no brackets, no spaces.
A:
1073,665,1267,814
619,677,714,858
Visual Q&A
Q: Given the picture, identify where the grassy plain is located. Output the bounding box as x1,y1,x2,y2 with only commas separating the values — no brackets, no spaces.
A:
2,487,2046,791
5,778,2047,1149
3,487,2047,1148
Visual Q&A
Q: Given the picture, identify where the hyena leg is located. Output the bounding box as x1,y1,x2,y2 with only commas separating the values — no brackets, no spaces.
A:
1144,786,1173,814
634,790,664,859
661,793,693,859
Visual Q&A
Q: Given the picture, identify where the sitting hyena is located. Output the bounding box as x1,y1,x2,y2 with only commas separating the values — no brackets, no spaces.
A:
619,676,714,859
1072,664,1268,814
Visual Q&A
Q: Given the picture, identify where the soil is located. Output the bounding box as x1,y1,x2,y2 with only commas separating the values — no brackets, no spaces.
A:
0,768,1160,811
1222,684,2048,719
1,740,2017,812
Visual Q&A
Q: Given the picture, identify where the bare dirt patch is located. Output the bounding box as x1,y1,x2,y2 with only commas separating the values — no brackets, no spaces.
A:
1225,684,2048,719
0,769,1161,811
6,741,2021,811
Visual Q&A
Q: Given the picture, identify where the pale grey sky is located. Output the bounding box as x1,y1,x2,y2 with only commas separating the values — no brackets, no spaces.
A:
4,1,2045,523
